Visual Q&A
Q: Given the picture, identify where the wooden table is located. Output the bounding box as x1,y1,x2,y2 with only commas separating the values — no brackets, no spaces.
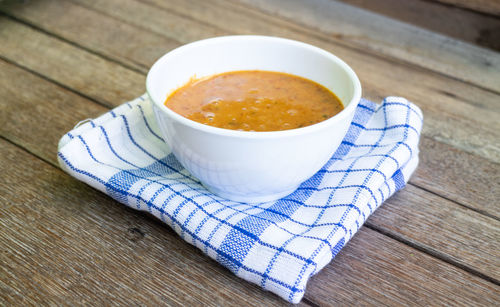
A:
1,0,499,305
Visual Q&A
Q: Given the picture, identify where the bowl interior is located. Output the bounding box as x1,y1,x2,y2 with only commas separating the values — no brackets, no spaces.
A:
147,36,358,112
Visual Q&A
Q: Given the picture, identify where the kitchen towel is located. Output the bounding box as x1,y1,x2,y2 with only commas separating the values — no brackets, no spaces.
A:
58,94,423,303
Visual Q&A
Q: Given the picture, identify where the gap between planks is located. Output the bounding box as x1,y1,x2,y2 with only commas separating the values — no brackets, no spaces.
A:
336,0,500,51
430,0,500,17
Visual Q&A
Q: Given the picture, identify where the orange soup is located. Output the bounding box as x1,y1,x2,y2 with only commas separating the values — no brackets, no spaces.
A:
164,70,343,131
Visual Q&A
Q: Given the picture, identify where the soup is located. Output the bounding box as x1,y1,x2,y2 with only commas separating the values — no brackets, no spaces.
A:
164,70,343,131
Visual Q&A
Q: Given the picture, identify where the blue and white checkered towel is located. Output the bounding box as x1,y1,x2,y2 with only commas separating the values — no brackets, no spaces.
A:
58,94,422,303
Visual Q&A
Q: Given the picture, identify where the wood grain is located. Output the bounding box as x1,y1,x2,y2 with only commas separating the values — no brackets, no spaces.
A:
0,139,291,306
1,140,499,306
306,227,500,306
0,0,222,71
0,16,144,106
338,0,500,51
1,0,500,165
0,0,181,73
367,184,500,282
0,58,107,163
413,137,500,217
432,0,500,16
1,47,499,286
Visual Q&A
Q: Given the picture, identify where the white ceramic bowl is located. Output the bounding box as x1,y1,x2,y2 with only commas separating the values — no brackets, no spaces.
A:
146,36,361,203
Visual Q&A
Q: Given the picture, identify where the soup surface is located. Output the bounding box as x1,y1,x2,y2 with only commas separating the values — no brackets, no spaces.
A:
164,70,343,131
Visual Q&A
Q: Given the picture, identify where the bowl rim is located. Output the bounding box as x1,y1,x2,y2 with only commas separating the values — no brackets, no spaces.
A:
146,35,362,139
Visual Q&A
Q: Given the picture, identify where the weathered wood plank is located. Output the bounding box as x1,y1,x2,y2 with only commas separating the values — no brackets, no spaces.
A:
306,227,500,306
432,0,500,16
1,0,179,73
338,0,500,51
413,137,500,217
0,17,144,107
0,139,291,306
0,63,109,163
367,184,500,282
1,44,499,289
0,0,222,71
217,0,500,93
1,0,499,165
1,140,499,306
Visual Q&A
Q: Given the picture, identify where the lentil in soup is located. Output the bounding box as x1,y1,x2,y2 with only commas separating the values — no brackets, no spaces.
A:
164,70,343,131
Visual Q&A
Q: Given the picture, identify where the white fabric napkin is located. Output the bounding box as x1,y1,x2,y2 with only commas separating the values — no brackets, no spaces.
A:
58,94,423,303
